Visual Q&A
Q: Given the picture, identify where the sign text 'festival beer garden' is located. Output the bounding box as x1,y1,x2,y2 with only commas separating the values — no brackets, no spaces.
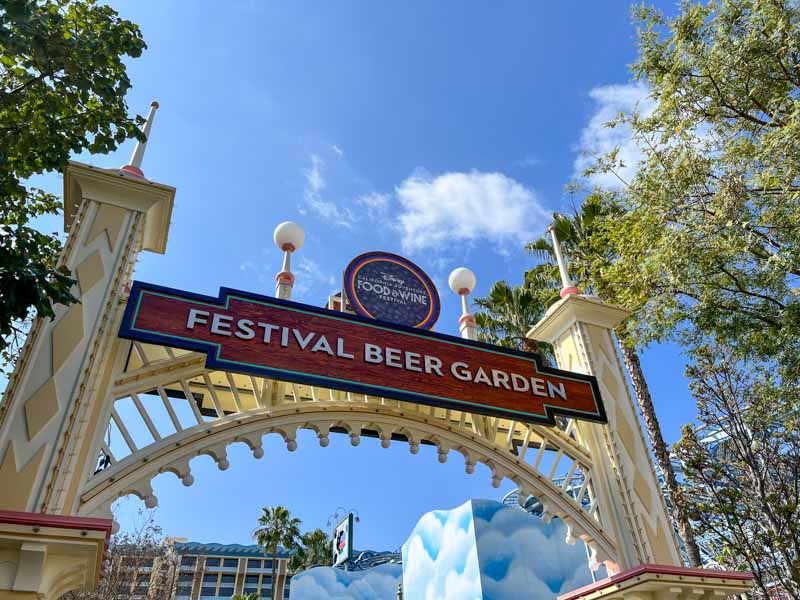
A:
120,282,606,425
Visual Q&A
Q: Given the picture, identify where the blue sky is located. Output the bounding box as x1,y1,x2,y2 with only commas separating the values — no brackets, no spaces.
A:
30,1,696,553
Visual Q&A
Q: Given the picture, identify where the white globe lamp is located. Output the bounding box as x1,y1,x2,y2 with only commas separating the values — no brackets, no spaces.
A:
449,267,476,296
273,221,305,252
273,221,304,300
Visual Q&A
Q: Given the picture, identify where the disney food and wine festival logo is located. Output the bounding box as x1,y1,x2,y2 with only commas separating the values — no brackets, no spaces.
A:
344,251,440,329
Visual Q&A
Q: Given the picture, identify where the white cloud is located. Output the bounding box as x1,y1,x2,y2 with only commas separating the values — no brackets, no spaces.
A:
332,144,344,156
356,191,390,220
427,256,453,273
291,256,337,300
306,154,325,194
395,170,549,253
239,255,274,290
357,191,389,211
301,154,355,228
574,82,655,189
515,155,541,168
296,255,336,284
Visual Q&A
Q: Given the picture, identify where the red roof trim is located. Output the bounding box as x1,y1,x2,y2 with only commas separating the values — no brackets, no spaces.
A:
0,510,113,536
558,564,754,600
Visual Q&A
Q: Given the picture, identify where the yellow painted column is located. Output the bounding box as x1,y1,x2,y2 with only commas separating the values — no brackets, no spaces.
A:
530,294,682,572
0,163,174,516
0,162,174,599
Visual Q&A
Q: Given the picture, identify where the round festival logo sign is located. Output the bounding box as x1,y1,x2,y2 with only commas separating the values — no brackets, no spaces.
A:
344,251,440,329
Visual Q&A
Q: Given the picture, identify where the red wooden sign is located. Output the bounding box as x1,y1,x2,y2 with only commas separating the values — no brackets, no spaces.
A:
119,282,606,425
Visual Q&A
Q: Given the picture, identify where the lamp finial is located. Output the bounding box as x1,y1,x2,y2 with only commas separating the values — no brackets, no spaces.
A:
548,224,580,298
120,101,159,179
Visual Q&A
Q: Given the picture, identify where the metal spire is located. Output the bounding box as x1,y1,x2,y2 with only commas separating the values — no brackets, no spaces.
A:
548,224,580,298
119,101,159,178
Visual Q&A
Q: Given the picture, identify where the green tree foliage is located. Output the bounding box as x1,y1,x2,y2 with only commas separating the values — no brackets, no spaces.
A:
474,280,553,358
674,343,800,596
253,506,301,600
601,0,800,381
289,528,333,572
231,594,260,600
523,195,704,567
0,0,146,367
576,0,800,576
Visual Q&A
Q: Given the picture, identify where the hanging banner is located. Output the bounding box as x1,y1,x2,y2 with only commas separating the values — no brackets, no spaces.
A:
119,281,606,425
344,251,440,329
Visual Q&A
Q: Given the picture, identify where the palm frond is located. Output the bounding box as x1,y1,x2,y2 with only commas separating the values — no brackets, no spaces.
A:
525,237,554,262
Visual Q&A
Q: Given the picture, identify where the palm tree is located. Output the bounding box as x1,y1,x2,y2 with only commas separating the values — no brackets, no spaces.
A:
525,194,704,568
253,506,302,600
231,594,260,600
289,528,332,572
474,280,554,361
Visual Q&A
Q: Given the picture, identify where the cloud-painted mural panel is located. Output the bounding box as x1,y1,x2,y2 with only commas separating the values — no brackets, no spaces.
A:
292,499,597,599
401,499,597,600
290,563,402,600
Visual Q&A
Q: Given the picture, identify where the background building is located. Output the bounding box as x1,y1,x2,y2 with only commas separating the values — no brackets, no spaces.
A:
170,541,294,600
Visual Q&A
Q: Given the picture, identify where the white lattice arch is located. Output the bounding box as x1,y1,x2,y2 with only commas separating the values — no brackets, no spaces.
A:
78,400,618,566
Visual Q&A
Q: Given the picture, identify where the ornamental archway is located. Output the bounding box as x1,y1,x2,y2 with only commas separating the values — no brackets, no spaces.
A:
75,340,616,568
0,109,689,599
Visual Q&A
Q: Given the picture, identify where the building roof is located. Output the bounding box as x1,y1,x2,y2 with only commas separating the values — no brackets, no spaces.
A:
173,541,292,558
